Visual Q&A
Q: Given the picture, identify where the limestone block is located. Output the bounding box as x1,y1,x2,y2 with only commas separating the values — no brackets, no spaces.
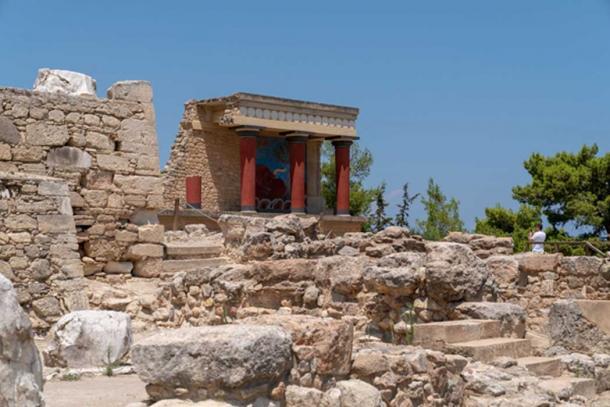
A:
127,243,164,260
25,122,69,146
44,310,132,368
133,258,162,278
116,230,138,243
131,325,291,402
69,191,86,208
107,80,153,103
101,115,121,128
81,189,109,208
0,116,21,145
285,386,324,407
136,155,160,172
32,296,62,319
516,253,562,273
138,224,164,243
46,146,92,168
29,259,52,281
117,118,155,144
12,145,45,162
104,261,134,275
38,180,69,196
60,259,84,278
0,143,11,160
33,68,97,97
5,214,37,231
85,131,114,151
114,175,162,194
8,232,31,244
83,114,100,127
37,214,76,234
97,154,130,172
48,109,65,123
0,275,44,406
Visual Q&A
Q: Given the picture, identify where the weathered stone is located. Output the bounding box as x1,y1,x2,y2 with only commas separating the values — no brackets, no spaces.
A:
38,180,69,196
25,122,69,146
549,300,610,354
0,116,21,145
133,258,162,278
516,253,562,273
485,255,520,286
363,253,424,296
285,385,324,407
114,174,162,194
132,325,292,402
31,296,62,318
37,214,76,233
107,80,153,103
138,224,165,243
329,379,385,407
33,68,97,97
455,302,526,338
47,146,92,168
97,154,131,172
5,214,37,231
0,275,44,407
104,261,134,275
44,310,132,368
0,143,11,160
425,242,492,303
127,243,164,260
86,131,114,151
240,314,353,376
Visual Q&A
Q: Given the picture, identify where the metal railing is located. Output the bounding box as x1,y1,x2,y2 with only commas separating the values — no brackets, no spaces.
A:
171,198,220,231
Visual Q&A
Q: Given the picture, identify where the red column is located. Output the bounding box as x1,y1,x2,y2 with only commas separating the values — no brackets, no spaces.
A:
288,135,307,213
185,176,202,209
237,128,258,212
333,140,352,216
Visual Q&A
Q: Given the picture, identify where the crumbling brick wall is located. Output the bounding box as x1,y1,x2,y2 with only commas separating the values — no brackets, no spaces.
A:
0,81,163,274
162,102,241,213
0,172,87,331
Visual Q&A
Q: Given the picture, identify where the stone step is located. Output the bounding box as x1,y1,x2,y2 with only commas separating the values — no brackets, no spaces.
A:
413,319,501,345
164,243,224,259
538,377,596,399
162,257,230,273
448,338,532,363
516,356,563,377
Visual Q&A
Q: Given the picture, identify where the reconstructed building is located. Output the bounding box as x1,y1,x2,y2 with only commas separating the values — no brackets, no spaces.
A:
163,93,360,220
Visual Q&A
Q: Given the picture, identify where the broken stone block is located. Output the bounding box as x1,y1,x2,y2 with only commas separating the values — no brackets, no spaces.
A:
37,215,76,234
25,122,69,146
107,80,153,103
37,180,69,196
44,310,132,368
133,258,162,278
33,68,97,97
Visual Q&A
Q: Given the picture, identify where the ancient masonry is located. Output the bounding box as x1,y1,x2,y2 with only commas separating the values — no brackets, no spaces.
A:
0,71,165,328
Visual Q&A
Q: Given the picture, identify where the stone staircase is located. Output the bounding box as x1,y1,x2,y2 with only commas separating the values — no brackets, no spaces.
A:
162,241,229,274
414,319,597,397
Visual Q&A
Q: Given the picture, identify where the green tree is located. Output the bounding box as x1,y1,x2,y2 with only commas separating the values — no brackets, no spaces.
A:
395,182,420,228
475,204,541,252
321,142,377,217
370,182,391,232
416,178,464,240
512,144,610,236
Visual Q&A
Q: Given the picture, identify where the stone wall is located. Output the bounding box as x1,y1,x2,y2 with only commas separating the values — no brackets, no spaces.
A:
0,172,88,331
444,231,513,259
0,80,163,273
488,253,610,333
163,102,241,213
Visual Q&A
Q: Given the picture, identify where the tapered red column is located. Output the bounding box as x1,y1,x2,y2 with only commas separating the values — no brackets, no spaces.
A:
333,140,352,216
237,127,259,212
287,134,308,213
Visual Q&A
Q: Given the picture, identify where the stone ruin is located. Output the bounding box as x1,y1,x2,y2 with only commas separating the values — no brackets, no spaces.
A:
2,69,610,406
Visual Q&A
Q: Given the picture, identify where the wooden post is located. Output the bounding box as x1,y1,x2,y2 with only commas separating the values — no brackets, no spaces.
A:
172,198,179,231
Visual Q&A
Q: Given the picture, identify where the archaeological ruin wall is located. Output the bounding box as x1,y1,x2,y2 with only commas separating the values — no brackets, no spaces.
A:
0,172,88,331
163,101,241,213
0,80,163,275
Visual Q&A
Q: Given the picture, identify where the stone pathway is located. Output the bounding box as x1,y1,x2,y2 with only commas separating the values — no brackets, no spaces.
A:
44,374,147,407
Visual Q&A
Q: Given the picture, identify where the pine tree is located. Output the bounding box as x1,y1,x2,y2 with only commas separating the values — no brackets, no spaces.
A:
370,182,391,232
416,178,464,240
395,182,420,229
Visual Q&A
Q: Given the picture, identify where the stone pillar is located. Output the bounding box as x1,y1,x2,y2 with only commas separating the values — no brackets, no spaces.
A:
287,133,308,213
236,127,259,212
306,138,323,214
333,140,352,216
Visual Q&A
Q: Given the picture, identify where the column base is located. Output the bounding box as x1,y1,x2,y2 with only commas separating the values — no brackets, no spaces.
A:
335,209,350,216
291,208,306,214
240,205,256,214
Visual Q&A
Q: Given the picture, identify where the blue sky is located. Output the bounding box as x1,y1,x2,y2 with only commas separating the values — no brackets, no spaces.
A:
1,1,609,229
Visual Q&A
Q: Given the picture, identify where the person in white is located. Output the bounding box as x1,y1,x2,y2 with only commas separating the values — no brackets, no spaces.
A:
529,223,546,253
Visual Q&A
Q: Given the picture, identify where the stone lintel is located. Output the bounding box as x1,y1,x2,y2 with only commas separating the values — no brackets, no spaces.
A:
195,92,359,138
